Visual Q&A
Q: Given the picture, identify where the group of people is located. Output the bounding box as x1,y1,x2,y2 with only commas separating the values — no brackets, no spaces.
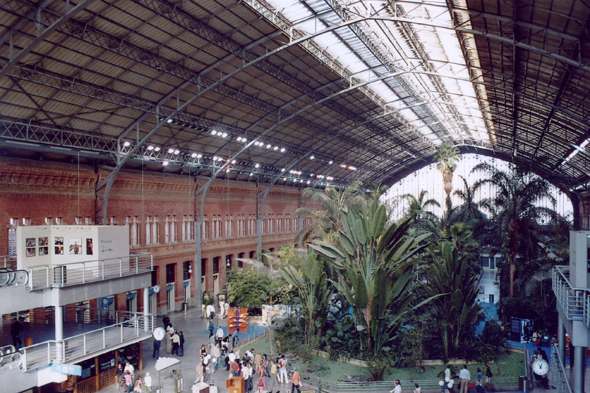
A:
118,361,152,393
153,314,185,358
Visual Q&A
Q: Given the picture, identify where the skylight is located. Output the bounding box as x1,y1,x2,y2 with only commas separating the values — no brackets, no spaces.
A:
262,0,491,145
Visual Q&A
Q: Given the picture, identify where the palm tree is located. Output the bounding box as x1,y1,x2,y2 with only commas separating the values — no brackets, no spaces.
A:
453,176,486,224
309,200,439,368
420,241,482,357
294,181,366,243
434,144,461,197
472,162,557,297
401,190,441,234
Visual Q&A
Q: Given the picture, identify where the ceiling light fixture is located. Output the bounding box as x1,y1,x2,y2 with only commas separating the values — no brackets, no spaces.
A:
280,148,285,153
163,161,169,166
147,145,154,151
329,160,333,165
255,163,260,168
211,130,218,135
221,132,228,138
154,147,161,152
166,118,173,124
168,148,174,154
123,141,130,147
310,155,315,160
174,150,180,155
266,144,272,149
197,153,203,158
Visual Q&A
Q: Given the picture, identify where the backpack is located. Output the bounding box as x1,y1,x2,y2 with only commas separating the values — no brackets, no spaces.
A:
279,360,284,368
484,382,495,391
271,363,277,374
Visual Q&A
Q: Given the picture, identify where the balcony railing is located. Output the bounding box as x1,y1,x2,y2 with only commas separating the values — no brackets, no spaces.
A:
551,343,573,393
21,309,154,372
0,255,17,269
28,253,153,290
552,266,590,324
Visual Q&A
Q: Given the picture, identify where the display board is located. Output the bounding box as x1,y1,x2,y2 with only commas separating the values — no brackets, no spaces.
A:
16,225,129,269
227,308,248,334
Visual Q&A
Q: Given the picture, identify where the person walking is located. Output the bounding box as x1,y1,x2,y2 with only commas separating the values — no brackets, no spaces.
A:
144,372,152,392
195,361,204,384
242,361,252,391
291,366,302,393
459,365,470,393
11,318,22,350
212,342,221,370
124,371,133,393
254,351,262,371
444,365,451,381
278,355,288,384
200,344,208,358
153,338,161,359
485,364,493,382
257,368,267,393
179,331,185,356
216,326,224,343
172,330,180,355
162,314,171,330
124,362,134,380
476,368,482,385
414,383,421,393
390,379,402,393
166,330,172,354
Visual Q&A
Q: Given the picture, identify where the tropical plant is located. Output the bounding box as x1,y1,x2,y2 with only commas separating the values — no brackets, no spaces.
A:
401,190,441,233
309,200,438,369
472,162,557,297
282,252,333,343
434,144,461,197
448,223,481,270
452,175,486,226
294,181,366,243
226,269,271,311
420,241,482,357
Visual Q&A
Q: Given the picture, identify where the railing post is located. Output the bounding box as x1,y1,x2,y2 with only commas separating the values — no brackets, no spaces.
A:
136,257,138,274
135,317,139,337
60,266,64,286
151,254,154,271
102,261,105,280
46,267,50,288
83,335,87,355
29,269,33,291
102,329,106,349
82,264,85,284
120,258,123,277
120,323,123,343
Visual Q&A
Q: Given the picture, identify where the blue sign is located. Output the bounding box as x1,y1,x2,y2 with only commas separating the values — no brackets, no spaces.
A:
51,363,82,376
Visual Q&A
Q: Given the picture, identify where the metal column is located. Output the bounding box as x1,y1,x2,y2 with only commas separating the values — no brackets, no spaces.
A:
574,345,585,393
256,218,263,256
143,288,149,332
558,317,566,364
55,305,63,363
194,217,203,317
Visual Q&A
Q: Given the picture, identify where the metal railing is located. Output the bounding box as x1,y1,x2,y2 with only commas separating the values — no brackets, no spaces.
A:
553,266,589,323
28,253,153,290
0,255,17,269
318,377,520,391
551,343,573,393
20,310,154,372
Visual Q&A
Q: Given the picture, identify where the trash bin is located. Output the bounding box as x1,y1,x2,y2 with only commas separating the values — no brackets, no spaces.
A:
182,302,188,312
519,375,528,392
489,294,494,303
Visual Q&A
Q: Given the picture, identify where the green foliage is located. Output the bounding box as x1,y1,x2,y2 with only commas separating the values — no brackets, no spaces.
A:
226,269,271,313
472,162,557,297
420,241,483,358
480,320,509,352
434,144,461,175
310,199,438,366
400,190,441,233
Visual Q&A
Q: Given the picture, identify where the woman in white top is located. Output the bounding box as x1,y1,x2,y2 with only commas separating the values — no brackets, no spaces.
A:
414,383,421,393
390,379,402,393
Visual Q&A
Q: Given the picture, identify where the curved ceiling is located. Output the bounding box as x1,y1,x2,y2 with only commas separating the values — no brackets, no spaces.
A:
1,0,590,193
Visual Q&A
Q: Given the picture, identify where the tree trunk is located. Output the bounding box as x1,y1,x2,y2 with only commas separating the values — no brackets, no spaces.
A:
443,172,453,197
509,222,519,297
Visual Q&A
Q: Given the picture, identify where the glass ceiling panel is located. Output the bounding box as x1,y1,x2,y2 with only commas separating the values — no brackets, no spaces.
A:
264,0,491,145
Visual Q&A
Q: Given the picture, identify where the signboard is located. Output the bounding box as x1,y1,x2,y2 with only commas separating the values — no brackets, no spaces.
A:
51,363,82,376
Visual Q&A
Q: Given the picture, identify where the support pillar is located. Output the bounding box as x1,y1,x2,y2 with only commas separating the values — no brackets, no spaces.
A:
298,217,304,248
143,287,149,332
194,218,203,317
558,317,566,363
574,345,585,393
55,305,63,363
256,218,263,256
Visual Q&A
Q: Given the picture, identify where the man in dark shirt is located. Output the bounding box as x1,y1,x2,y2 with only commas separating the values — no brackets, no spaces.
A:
11,318,22,350
153,338,161,359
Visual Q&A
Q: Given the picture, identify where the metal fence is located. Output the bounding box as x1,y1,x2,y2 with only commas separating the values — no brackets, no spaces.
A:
317,377,519,392
28,252,153,290
553,266,588,323
551,343,573,393
21,309,154,372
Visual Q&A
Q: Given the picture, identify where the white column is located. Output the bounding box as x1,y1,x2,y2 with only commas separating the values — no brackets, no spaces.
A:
144,287,150,332
55,305,64,363
558,316,566,363
574,346,585,393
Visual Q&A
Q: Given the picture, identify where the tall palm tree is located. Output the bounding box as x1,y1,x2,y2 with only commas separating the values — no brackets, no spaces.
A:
420,241,482,357
434,144,461,197
472,162,557,297
294,181,366,243
401,190,441,234
453,175,485,224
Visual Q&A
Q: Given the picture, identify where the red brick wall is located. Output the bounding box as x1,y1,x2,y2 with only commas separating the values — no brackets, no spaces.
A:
0,157,308,313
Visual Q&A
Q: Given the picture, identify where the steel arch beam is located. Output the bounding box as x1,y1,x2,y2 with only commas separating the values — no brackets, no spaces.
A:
0,0,94,80
81,11,590,221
